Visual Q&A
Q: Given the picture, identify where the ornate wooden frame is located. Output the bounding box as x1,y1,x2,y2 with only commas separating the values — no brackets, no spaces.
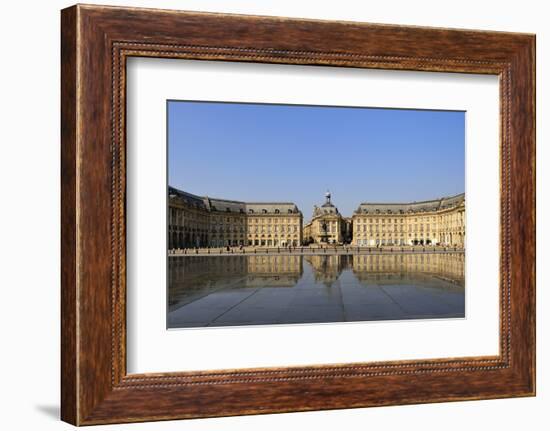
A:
61,4,535,425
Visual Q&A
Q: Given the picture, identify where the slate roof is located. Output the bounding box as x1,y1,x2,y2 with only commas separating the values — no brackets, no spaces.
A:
354,193,465,215
245,202,301,214
168,187,208,211
168,186,301,215
313,204,339,216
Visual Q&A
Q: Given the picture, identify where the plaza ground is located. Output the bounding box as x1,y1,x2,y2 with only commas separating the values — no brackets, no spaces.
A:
168,253,465,328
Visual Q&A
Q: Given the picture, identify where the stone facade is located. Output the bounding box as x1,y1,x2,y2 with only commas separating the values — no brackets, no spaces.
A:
304,192,352,245
351,193,465,247
169,186,465,249
245,205,302,247
168,186,303,248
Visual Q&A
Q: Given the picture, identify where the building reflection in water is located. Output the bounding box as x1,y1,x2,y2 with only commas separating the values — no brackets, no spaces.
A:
168,253,465,328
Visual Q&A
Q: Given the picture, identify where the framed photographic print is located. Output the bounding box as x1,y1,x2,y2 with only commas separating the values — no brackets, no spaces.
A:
61,4,536,425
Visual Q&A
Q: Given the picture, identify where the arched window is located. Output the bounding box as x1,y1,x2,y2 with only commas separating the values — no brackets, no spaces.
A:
275,209,280,214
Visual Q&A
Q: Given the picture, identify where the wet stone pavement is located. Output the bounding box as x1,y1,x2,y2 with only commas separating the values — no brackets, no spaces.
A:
167,254,465,328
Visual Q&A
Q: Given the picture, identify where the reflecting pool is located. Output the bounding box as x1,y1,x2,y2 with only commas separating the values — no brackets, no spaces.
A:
168,253,465,328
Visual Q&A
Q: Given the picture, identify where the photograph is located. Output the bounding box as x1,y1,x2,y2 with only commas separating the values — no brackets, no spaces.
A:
167,101,466,328
44,1,536,427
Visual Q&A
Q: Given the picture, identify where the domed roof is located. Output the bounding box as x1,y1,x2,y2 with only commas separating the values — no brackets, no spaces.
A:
313,191,340,216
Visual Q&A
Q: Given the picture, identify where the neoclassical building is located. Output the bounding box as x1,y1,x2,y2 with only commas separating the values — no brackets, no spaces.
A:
303,192,352,245
168,186,303,248
169,186,465,249
351,193,465,247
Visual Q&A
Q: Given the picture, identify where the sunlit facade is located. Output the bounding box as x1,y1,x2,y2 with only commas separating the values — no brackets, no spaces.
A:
169,186,465,249
303,191,352,245
168,186,302,248
351,193,465,247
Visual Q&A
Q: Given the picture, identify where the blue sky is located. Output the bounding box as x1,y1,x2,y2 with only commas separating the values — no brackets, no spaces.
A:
168,101,464,221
